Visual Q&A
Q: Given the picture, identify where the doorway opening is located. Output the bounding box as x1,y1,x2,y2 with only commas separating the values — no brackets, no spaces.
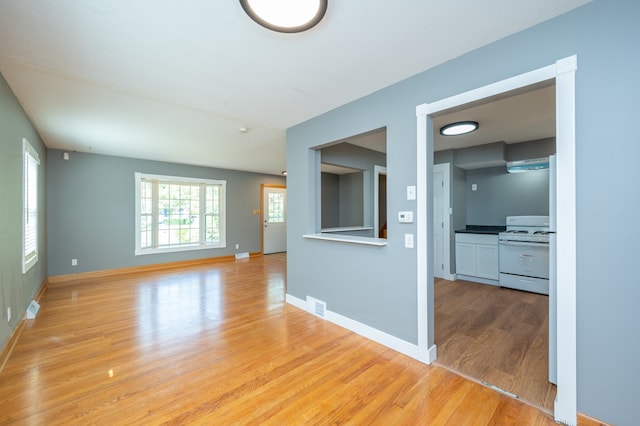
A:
416,56,577,424
433,84,556,411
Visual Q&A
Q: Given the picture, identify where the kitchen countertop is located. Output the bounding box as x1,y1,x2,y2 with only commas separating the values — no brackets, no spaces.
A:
455,225,506,235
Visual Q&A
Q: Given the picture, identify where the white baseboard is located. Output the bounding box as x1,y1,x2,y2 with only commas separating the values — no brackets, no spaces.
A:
285,293,306,310
434,272,456,281
456,274,499,286
286,293,421,362
427,344,437,363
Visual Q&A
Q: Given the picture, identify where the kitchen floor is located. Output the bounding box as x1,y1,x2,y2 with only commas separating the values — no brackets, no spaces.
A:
434,278,557,412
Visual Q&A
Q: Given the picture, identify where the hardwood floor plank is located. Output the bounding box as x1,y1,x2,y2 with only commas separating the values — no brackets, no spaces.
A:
435,278,556,412
0,255,557,424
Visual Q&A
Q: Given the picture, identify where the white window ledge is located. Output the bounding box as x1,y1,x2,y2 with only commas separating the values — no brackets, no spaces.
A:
320,226,373,233
303,233,388,246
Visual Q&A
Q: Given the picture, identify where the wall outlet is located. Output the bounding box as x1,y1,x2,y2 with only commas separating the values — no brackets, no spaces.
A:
71,258,78,266
7,307,11,323
235,243,239,250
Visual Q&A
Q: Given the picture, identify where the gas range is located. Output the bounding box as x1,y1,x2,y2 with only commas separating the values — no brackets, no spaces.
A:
498,216,552,243
498,215,552,295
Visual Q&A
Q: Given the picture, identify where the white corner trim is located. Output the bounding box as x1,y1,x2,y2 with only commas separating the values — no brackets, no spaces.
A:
285,293,420,362
416,103,429,116
553,54,578,426
556,54,577,74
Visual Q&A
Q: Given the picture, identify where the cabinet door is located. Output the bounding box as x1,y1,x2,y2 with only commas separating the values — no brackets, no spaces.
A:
455,243,476,276
475,244,499,279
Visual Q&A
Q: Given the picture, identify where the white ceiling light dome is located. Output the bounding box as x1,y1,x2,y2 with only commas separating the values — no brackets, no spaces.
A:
240,0,328,33
439,121,479,136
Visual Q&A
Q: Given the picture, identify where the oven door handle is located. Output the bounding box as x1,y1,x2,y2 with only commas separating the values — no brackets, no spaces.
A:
499,240,549,247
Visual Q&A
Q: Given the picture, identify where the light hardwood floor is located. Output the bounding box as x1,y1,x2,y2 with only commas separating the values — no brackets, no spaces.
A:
435,278,557,412
0,255,558,424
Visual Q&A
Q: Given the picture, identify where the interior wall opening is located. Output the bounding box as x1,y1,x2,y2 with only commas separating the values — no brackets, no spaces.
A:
430,82,557,412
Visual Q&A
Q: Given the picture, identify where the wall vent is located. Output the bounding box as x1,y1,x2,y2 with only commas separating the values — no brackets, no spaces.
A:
306,296,327,318
26,300,40,319
235,252,249,260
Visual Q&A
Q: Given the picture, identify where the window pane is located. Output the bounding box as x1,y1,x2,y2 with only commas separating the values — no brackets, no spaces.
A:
23,139,39,273
268,192,284,223
140,215,152,248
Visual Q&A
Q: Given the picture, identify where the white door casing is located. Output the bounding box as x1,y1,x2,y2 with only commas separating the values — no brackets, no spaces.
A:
262,185,287,254
374,165,387,238
416,56,577,425
432,164,449,279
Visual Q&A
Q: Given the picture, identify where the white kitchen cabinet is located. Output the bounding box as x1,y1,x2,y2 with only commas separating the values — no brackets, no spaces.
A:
455,233,499,282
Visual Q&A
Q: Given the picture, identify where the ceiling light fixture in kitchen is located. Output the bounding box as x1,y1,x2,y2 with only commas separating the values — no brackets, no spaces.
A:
439,121,479,136
239,0,328,33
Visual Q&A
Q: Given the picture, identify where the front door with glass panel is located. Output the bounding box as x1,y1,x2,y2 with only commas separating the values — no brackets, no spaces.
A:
262,186,286,254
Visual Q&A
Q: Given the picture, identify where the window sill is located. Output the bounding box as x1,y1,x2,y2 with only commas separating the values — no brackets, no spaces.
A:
303,233,387,246
135,243,226,256
320,226,373,233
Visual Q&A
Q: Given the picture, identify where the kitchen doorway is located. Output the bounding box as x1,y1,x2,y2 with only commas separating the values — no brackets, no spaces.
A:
431,86,555,411
416,56,577,423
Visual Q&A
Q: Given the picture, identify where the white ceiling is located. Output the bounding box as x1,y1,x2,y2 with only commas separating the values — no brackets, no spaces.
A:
0,1,590,175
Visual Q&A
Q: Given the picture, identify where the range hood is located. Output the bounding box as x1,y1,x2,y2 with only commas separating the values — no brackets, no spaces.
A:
507,157,549,173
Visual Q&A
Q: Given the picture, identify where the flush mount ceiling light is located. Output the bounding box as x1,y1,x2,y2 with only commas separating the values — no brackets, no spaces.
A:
240,0,328,33
439,121,479,136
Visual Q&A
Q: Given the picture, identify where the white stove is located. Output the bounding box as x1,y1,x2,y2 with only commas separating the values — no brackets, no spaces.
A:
498,216,552,295
499,215,551,243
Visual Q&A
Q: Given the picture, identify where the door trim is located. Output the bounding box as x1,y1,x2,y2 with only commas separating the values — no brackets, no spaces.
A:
373,165,387,238
433,163,452,280
415,55,577,424
260,184,287,254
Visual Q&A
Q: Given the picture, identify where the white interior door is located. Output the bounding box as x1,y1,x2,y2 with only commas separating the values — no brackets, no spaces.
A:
263,186,286,254
433,167,445,278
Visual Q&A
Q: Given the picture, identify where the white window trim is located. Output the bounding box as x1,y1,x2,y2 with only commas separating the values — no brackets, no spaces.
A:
134,172,227,256
22,138,39,274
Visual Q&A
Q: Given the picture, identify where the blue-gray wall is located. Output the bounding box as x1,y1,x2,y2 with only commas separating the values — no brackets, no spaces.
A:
0,72,48,349
47,150,285,276
320,172,340,227
286,1,640,424
466,167,549,225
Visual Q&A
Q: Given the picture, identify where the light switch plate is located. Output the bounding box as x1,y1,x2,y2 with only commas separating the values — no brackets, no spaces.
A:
404,234,414,248
407,185,416,200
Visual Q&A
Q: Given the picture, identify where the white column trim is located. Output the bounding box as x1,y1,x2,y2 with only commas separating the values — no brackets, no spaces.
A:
553,54,578,426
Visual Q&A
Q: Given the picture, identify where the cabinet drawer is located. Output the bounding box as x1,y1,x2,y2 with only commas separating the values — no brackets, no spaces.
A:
455,233,498,245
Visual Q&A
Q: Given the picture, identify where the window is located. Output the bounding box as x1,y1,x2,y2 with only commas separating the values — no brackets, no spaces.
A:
267,192,285,223
23,138,39,273
135,173,226,255
314,127,387,238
